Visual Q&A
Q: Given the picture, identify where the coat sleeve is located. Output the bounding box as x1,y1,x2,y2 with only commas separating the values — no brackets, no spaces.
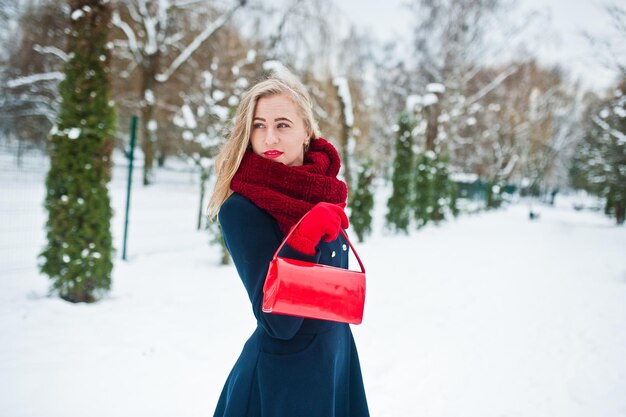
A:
218,194,319,340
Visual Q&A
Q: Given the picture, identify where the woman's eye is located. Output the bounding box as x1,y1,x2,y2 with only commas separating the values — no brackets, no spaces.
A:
253,123,265,129
277,123,289,128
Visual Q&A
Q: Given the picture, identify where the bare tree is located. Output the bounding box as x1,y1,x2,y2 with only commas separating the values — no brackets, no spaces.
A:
331,28,376,196
371,44,415,179
111,0,247,185
407,0,527,163
462,61,582,194
583,2,626,80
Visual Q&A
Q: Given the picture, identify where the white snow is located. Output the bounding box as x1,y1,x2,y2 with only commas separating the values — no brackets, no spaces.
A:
212,90,225,102
406,94,422,111
1,156,626,417
422,93,439,106
235,78,249,89
196,133,220,148
202,71,213,89
450,172,479,183
182,130,194,141
227,96,239,107
426,82,446,94
173,115,185,128
181,104,197,129
246,49,257,63
67,128,81,140
212,105,229,121
71,9,84,21
147,120,158,132
144,89,155,105
262,60,290,77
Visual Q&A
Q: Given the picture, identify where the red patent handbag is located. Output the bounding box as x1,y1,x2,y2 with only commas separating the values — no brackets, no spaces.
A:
262,215,366,325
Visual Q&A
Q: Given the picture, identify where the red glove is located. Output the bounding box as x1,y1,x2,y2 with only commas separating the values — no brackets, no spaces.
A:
287,202,349,255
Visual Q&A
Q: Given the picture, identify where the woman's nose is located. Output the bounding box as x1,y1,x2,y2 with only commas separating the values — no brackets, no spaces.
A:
264,127,279,144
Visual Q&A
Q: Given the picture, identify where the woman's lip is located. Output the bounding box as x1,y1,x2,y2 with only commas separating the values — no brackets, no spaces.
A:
263,150,284,158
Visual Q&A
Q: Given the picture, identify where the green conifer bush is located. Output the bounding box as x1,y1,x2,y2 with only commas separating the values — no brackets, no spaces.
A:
40,0,116,302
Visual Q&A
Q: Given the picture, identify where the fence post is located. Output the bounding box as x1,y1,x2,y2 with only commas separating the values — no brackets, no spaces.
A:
122,115,138,261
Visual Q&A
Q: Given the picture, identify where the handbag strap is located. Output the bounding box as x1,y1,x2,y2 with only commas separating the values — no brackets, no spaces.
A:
271,210,366,274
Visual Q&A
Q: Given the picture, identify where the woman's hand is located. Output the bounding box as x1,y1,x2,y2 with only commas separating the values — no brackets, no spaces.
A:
287,202,349,255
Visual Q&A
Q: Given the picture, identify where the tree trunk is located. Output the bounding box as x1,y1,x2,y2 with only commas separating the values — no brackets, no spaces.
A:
424,101,440,152
335,83,352,197
140,54,158,185
616,202,625,225
221,244,231,265
197,167,208,230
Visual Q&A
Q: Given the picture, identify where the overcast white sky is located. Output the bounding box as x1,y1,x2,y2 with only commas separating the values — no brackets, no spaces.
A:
333,0,620,92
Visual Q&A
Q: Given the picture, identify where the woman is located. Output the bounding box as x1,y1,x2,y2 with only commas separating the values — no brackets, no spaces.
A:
206,69,369,417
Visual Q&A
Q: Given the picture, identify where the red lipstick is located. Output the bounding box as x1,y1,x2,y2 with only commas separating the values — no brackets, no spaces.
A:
263,150,283,159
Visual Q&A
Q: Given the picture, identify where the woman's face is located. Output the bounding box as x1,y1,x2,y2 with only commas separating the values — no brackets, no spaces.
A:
249,93,309,167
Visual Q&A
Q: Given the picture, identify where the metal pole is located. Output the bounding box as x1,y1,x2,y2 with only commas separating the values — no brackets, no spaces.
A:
122,115,138,261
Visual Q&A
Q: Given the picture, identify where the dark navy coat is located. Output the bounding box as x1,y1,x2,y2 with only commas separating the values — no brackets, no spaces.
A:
213,193,369,417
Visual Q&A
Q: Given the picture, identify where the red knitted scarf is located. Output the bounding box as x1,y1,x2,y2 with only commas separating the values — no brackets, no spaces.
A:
231,137,348,235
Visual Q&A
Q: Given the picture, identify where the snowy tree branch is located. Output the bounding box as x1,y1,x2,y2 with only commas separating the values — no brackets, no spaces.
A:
592,115,626,145
583,31,626,77
137,0,150,21
607,4,626,37
0,109,56,122
1,95,58,107
156,0,246,83
112,10,143,63
466,65,518,105
156,0,169,45
171,0,206,8
266,0,305,54
33,44,69,62
164,31,185,46
126,1,142,23
138,0,159,55
6,72,65,88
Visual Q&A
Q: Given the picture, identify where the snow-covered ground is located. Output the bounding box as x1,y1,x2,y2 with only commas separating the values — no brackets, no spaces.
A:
1,156,625,417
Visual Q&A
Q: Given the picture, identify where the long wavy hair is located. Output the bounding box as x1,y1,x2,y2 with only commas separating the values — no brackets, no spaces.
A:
206,70,319,219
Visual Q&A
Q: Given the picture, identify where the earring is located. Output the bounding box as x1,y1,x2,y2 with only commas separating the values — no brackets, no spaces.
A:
304,140,310,152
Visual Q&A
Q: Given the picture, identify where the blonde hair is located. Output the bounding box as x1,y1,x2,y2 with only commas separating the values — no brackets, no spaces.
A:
206,69,319,219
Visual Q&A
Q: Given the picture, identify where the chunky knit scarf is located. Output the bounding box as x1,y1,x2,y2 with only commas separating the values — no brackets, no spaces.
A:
230,137,347,235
